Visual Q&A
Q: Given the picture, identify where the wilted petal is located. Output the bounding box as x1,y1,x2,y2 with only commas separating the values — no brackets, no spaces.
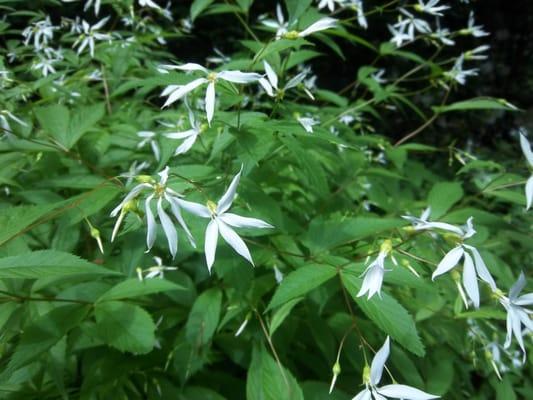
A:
157,198,177,258
205,219,219,273
217,166,243,214
175,199,210,218
217,219,254,266
520,132,533,167
205,81,215,125
432,246,464,280
370,336,390,386
145,195,157,251
218,70,261,83
263,61,278,89
378,384,439,399
219,213,273,229
162,78,207,108
525,175,533,210
462,252,479,308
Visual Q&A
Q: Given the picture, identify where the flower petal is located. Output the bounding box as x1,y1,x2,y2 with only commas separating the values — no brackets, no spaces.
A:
174,134,198,156
432,246,464,280
175,199,210,218
299,17,337,37
205,219,219,273
162,78,207,108
167,195,196,248
464,245,497,291
263,61,278,89
173,62,208,73
509,272,527,301
378,384,439,399
217,166,243,214
352,389,372,400
157,197,177,258
520,132,533,167
217,220,254,266
205,81,215,125
218,70,261,83
370,336,390,386
164,129,197,140
219,213,273,229
145,195,156,251
284,71,306,90
525,175,533,210
462,252,479,308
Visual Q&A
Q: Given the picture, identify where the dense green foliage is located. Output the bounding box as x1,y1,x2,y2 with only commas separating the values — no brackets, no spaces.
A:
0,0,532,399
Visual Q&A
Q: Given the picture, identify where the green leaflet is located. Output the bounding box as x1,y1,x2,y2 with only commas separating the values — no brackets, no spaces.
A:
340,270,425,356
427,181,464,218
34,103,105,149
432,97,519,113
185,288,222,345
95,301,156,354
190,0,215,20
267,264,337,310
269,297,303,336
97,278,185,302
246,344,304,400
0,250,119,279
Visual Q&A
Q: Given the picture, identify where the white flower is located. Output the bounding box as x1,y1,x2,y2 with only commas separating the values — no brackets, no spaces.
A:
395,9,432,38
84,0,101,15
159,63,262,125
121,160,151,186
431,18,455,46
297,116,319,133
110,167,196,258
259,61,312,99
176,167,273,272
371,69,386,84
461,11,489,37
388,24,412,47
444,55,478,85
260,3,289,39
73,17,111,58
297,17,338,38
497,272,533,361
22,16,56,51
463,45,490,61
139,0,162,11
137,131,161,161
164,98,203,156
431,218,497,308
353,336,439,400
346,0,368,29
357,240,395,299
519,131,533,210
402,207,464,236
413,0,449,17
317,0,342,12
143,256,177,280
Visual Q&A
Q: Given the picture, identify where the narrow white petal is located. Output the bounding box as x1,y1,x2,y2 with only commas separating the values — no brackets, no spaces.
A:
258,77,274,97
174,63,208,73
157,198,178,258
217,166,243,214
150,140,161,161
175,199,210,218
174,134,198,156
370,336,390,386
205,81,215,125
511,307,526,355
217,220,254,266
162,78,207,108
284,71,306,90
352,389,372,400
205,219,219,273
110,212,125,242
525,175,533,210
161,84,180,97
299,17,337,37
520,132,533,167
110,184,150,217
145,195,157,251
515,293,533,306
464,245,497,291
503,308,513,349
167,195,196,248
378,384,439,399
462,252,480,308
164,129,197,140
219,213,273,229
509,272,527,301
218,70,261,83
432,246,464,280
263,61,278,89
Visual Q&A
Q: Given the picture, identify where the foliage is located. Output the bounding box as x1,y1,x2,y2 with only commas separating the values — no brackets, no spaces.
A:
0,0,531,399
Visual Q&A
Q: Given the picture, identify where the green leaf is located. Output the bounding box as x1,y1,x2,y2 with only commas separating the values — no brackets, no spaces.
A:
185,288,222,345
247,344,304,400
341,269,425,356
97,278,185,302
0,250,119,279
433,97,519,113
427,181,463,218
267,264,337,310
95,301,156,354
190,0,215,21
284,0,312,23
4,305,90,376
34,103,105,149
269,297,303,336
0,202,66,246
